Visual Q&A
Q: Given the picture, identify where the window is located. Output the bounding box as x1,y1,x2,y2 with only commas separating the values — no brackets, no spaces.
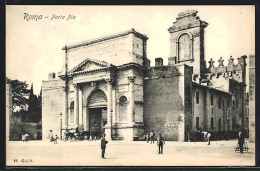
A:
227,98,230,108
89,90,107,105
219,119,221,130
218,97,222,109
137,44,139,48
196,117,199,130
227,119,230,131
69,101,74,123
210,117,214,129
232,100,235,110
211,94,213,105
196,91,199,104
119,96,127,103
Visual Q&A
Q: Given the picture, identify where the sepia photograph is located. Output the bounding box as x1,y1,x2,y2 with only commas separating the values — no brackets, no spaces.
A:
6,5,255,166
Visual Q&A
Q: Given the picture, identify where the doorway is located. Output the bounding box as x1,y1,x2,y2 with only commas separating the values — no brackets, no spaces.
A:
89,107,107,139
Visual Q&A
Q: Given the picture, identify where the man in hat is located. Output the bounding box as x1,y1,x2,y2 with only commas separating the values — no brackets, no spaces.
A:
157,134,165,154
100,133,108,158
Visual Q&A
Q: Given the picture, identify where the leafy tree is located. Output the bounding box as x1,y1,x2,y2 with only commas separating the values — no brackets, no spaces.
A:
6,77,29,110
6,77,42,123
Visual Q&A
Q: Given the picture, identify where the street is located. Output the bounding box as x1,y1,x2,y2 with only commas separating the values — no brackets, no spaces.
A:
6,139,255,166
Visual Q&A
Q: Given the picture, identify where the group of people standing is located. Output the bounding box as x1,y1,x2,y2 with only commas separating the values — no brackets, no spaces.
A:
145,130,165,154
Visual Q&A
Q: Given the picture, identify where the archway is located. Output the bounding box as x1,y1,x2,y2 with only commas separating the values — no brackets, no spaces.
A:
87,89,107,139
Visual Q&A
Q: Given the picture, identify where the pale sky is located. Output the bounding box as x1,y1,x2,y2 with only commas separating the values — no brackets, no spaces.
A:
6,5,255,94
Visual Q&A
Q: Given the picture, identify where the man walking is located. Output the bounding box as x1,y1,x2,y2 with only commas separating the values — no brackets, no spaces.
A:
207,132,211,145
150,130,154,144
238,132,244,154
100,133,108,159
157,134,165,154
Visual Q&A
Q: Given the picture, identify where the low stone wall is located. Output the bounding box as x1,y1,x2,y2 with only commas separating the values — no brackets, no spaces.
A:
9,120,42,141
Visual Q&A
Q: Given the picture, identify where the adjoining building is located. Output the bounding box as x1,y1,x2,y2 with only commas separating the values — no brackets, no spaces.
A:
42,10,249,141
249,55,255,143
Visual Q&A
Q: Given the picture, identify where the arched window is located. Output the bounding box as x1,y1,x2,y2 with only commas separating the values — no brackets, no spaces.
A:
88,90,107,105
69,101,74,123
119,96,127,103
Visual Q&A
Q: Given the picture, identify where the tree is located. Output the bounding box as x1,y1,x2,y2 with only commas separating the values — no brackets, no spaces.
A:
6,77,29,110
6,77,42,123
27,84,42,123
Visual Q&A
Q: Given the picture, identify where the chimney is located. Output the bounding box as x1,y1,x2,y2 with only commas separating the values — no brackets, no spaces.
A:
48,72,56,80
155,57,163,67
168,57,176,66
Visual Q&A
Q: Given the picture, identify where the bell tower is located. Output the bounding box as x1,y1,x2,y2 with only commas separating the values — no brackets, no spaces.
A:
168,10,208,75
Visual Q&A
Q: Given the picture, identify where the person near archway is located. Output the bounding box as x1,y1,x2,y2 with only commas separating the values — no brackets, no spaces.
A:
100,133,108,159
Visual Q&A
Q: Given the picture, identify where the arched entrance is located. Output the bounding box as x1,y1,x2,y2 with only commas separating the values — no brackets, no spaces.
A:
87,89,107,139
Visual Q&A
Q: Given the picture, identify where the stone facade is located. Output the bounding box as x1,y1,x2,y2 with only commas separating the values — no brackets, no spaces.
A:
42,10,250,141
249,55,255,142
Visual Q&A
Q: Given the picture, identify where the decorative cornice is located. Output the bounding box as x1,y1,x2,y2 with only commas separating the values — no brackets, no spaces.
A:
168,10,208,33
62,28,148,50
117,63,144,71
69,58,113,74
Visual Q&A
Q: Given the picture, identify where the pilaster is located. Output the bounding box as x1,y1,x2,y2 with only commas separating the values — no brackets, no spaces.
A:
73,83,79,127
128,76,136,124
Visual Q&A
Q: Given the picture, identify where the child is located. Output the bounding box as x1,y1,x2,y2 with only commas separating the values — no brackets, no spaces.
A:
54,135,59,144
146,133,149,143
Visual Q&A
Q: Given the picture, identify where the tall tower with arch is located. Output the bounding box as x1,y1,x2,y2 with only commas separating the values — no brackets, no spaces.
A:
168,10,208,75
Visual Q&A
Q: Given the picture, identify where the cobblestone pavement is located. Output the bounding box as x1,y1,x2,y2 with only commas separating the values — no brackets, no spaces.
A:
6,139,255,167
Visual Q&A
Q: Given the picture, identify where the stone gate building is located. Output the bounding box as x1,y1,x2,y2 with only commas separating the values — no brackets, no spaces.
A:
42,10,248,141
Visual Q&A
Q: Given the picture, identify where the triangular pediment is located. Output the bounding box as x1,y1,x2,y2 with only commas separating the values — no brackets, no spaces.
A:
69,58,112,74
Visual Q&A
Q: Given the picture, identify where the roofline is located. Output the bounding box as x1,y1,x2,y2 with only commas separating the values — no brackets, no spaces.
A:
62,28,149,50
192,81,232,95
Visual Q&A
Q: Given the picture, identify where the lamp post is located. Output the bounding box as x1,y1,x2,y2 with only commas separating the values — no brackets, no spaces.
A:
110,109,113,139
60,112,62,140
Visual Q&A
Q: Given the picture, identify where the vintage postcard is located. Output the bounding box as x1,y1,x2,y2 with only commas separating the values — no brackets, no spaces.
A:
6,5,255,166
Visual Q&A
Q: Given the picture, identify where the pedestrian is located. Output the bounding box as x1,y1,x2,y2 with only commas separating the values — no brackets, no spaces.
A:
100,133,108,159
207,132,211,145
24,134,29,142
145,133,149,143
49,130,54,142
54,135,59,144
150,130,154,144
238,132,244,154
157,134,165,154
22,134,25,142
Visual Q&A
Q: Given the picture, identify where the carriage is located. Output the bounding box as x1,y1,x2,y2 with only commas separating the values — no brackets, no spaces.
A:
63,131,102,141
234,141,249,153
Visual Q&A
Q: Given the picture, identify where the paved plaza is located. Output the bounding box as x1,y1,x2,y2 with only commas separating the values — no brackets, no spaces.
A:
6,139,255,167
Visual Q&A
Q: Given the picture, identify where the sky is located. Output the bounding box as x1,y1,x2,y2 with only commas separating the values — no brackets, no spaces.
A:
6,5,255,94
